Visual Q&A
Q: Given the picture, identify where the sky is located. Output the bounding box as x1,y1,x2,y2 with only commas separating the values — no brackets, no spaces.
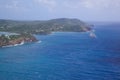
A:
0,0,120,22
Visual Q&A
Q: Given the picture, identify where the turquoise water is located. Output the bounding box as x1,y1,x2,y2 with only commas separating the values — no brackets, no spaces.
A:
0,23,120,80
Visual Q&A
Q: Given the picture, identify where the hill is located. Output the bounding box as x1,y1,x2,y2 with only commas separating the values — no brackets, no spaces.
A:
0,18,92,34
0,33,38,47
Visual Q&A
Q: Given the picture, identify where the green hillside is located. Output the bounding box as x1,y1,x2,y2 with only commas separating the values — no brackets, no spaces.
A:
0,18,92,34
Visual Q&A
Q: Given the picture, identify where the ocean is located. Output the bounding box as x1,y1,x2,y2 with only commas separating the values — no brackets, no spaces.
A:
0,22,120,80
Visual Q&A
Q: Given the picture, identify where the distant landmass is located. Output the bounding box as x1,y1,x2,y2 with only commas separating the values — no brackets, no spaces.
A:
0,18,92,47
0,18,92,34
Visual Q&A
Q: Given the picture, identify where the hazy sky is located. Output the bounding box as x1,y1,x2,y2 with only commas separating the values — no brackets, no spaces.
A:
0,0,120,21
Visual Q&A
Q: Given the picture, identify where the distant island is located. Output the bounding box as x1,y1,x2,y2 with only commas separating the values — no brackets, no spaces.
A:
0,18,92,47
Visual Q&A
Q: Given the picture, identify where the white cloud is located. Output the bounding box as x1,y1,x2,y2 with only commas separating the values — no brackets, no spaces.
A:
2,0,28,12
62,0,120,10
5,0,19,9
81,0,110,9
1,0,120,10
35,0,57,11
3,0,120,13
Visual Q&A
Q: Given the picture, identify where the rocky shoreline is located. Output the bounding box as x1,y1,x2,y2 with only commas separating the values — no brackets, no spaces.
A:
0,33,38,47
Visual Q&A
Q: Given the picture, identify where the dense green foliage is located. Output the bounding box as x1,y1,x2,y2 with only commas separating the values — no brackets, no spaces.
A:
0,18,91,34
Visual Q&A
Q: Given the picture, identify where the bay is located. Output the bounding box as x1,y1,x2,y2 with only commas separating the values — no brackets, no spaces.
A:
0,22,120,80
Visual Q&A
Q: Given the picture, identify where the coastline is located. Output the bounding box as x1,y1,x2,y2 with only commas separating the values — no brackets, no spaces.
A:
1,40,41,48
0,27,92,48
0,33,38,48
2,42,24,48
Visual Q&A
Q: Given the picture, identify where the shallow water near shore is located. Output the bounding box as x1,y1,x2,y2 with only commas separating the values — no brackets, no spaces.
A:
0,22,120,80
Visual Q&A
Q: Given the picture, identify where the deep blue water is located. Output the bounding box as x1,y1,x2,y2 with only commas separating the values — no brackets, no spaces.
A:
0,23,120,80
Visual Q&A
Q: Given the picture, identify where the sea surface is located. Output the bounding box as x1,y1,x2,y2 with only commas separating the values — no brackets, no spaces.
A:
0,22,120,80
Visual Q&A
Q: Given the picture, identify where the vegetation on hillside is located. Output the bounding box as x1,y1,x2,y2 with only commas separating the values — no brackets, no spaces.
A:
0,18,92,34
0,34,37,47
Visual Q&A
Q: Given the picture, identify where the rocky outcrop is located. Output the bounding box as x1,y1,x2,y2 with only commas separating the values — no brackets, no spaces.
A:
0,34,38,47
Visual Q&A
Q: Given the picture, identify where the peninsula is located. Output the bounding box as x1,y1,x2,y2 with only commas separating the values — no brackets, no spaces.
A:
0,33,38,47
0,18,92,47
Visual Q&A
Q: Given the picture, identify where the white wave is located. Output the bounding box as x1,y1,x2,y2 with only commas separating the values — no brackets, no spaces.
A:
2,41,25,48
2,45,14,48
37,41,42,43
89,32,97,38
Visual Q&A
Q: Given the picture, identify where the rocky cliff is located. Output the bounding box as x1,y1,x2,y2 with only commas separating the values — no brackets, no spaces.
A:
0,34,38,47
